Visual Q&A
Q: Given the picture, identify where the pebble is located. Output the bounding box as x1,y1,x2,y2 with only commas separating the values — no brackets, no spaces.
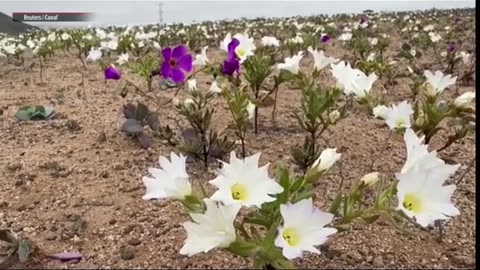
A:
46,232,57,240
7,162,22,171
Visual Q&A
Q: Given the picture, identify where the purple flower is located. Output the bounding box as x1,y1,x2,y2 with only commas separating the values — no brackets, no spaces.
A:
161,44,193,83
222,38,241,76
104,65,121,80
222,58,240,76
447,43,456,53
320,34,330,43
360,17,367,24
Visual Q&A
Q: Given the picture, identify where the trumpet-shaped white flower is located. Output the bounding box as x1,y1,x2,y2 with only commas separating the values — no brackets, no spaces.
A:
275,198,336,259
193,46,209,66
330,61,362,95
209,80,223,94
384,101,413,130
180,199,240,256
350,72,378,99
142,152,192,200
61,33,71,40
26,40,35,49
220,33,232,52
289,35,304,44
424,70,457,96
261,36,280,47
86,48,102,61
311,148,341,174
369,37,378,46
366,52,376,62
396,165,460,227
209,152,283,207
401,128,458,174
361,172,379,186
116,52,129,65
101,39,118,51
307,47,339,71
372,105,389,119
453,92,475,108
278,51,303,74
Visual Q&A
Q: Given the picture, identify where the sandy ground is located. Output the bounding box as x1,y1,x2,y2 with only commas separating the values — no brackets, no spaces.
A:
0,40,476,269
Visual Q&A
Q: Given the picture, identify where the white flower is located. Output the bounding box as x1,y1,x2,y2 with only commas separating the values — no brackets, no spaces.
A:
400,128,457,174
221,33,256,63
311,148,341,174
86,48,102,61
384,101,413,130
428,32,442,43
330,61,362,95
274,198,336,259
209,80,222,94
410,49,416,57
187,79,197,93
372,105,389,119
116,52,129,65
101,39,118,51
457,51,471,64
440,51,447,58
142,152,192,200
396,165,460,227
453,92,475,108
84,34,93,40
277,51,303,74
26,40,35,49
209,152,283,207
423,24,434,32
61,33,71,40
261,36,280,47
350,72,377,99
47,32,56,41
307,47,339,71
424,70,457,96
289,35,304,44
338,32,352,41
369,37,378,46
361,172,379,186
193,46,209,66
153,41,161,49
180,199,240,256
366,52,376,62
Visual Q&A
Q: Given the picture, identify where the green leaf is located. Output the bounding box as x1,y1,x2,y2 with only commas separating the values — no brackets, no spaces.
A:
14,109,31,121
289,177,303,193
329,193,343,215
226,240,259,257
362,214,381,224
244,217,270,228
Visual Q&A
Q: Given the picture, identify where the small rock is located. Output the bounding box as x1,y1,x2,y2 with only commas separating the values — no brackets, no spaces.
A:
46,232,57,241
7,162,22,171
15,180,24,187
120,245,135,260
373,256,384,267
108,219,117,225
127,237,141,246
16,204,27,212
138,216,149,223
347,250,363,263
100,171,109,178
122,224,135,235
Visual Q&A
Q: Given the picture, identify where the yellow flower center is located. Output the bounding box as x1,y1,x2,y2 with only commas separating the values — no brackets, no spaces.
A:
402,193,422,213
236,48,246,57
282,227,300,246
395,118,406,128
231,183,248,201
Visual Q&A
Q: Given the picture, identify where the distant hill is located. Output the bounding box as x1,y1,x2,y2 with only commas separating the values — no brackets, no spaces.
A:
0,12,39,35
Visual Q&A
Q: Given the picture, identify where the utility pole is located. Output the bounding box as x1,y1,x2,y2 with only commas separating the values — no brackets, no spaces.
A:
158,2,164,26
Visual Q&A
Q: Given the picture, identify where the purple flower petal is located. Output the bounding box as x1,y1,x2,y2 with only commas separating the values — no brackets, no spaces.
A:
172,44,188,59
227,38,240,54
177,54,193,72
171,68,185,83
47,252,83,262
104,66,121,80
222,58,240,76
160,61,171,79
321,35,330,43
162,47,172,62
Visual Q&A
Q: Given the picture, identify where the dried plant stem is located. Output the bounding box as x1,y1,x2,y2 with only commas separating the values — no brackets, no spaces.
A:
369,131,393,172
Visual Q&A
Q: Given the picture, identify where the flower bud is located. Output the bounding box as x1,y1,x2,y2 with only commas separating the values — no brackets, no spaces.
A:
360,172,379,186
310,148,341,174
329,110,341,123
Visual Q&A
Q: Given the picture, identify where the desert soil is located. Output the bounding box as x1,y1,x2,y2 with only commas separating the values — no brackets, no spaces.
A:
0,42,476,269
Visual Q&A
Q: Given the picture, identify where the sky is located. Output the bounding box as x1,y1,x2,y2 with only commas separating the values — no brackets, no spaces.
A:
0,0,476,28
